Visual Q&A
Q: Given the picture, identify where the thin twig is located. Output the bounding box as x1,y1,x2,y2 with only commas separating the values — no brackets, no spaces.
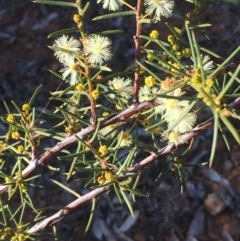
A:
133,0,142,103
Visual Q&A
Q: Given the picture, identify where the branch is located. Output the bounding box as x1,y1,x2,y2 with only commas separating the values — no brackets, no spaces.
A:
27,185,110,234
0,102,153,194
26,122,211,234
1,94,238,195
229,97,240,109
128,122,212,172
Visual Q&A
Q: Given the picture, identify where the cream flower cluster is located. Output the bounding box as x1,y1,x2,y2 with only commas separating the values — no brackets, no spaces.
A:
53,35,112,86
53,35,81,62
139,86,158,102
84,35,112,65
97,0,175,22
191,55,215,73
155,88,197,145
60,56,81,86
99,125,133,148
108,77,133,102
144,0,174,21
97,0,122,11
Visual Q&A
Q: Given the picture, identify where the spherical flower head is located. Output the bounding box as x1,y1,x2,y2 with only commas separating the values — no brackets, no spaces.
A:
144,0,175,21
99,145,108,156
139,86,158,102
171,62,180,74
73,14,81,24
155,88,188,115
84,35,112,65
104,171,115,181
167,34,175,44
182,48,191,58
205,78,214,89
60,56,80,86
12,131,20,140
0,141,7,151
22,103,30,112
163,130,186,146
191,55,214,73
108,77,132,100
102,112,109,117
165,98,180,109
191,72,201,88
145,75,156,87
53,35,81,62
150,30,159,39
7,114,14,123
156,87,197,134
165,107,197,133
97,0,122,11
118,130,133,148
76,83,84,91
172,44,179,51
98,175,106,185
17,145,25,153
147,54,155,61
92,89,100,100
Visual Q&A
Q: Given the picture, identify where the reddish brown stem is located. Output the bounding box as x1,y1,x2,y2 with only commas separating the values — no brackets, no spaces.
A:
133,0,142,103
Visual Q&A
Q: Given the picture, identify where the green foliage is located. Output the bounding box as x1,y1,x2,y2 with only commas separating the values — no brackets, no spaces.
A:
0,0,239,239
